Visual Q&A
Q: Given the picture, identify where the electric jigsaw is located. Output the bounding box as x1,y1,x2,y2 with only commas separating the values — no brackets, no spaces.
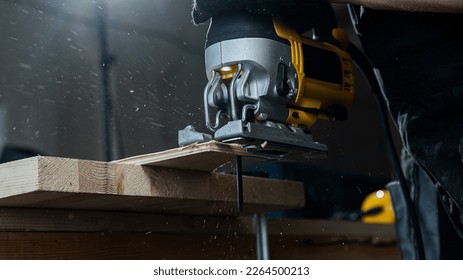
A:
179,7,355,160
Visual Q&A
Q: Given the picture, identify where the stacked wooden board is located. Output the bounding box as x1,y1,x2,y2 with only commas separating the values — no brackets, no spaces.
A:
0,141,399,259
0,141,304,215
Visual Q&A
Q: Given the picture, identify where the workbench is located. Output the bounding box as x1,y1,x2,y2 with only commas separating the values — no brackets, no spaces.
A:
0,142,399,259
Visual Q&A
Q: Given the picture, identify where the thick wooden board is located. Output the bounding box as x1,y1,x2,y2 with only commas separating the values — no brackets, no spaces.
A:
0,231,255,260
0,156,304,215
112,141,252,171
0,208,399,260
0,207,242,234
0,208,396,241
0,231,399,260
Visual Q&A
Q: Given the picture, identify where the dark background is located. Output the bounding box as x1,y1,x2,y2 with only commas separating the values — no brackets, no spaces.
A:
0,0,399,219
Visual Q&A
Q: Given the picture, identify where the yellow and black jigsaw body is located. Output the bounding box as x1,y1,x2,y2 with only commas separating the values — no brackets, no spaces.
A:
179,10,355,160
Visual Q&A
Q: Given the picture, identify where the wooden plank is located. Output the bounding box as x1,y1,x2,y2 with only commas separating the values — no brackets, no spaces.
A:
265,218,399,259
0,214,399,259
262,218,396,244
269,239,399,260
0,157,304,215
0,207,399,259
0,208,242,234
112,141,252,171
0,231,399,260
0,155,39,198
0,232,256,260
0,208,396,244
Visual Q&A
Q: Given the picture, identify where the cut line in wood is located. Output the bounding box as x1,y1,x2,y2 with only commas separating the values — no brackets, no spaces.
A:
112,141,252,172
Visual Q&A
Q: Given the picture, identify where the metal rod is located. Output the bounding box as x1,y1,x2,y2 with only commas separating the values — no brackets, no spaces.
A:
235,157,269,259
236,156,244,213
96,2,114,161
255,213,270,260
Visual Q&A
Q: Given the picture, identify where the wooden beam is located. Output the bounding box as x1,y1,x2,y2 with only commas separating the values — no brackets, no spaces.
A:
0,230,399,260
257,218,397,244
0,231,256,260
0,207,242,234
0,207,399,259
0,156,304,215
0,208,396,245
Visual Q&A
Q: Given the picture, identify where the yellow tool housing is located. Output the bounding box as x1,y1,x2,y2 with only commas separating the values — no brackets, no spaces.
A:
273,18,355,127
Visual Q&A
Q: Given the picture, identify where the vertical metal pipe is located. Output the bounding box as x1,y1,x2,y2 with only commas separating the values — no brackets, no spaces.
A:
255,213,270,260
96,2,114,161
236,156,244,213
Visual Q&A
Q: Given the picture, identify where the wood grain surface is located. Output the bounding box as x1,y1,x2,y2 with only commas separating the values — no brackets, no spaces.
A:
0,154,304,215
0,207,399,260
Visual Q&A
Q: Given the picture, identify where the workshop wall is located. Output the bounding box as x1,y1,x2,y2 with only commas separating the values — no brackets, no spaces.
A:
0,0,208,161
0,0,397,212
